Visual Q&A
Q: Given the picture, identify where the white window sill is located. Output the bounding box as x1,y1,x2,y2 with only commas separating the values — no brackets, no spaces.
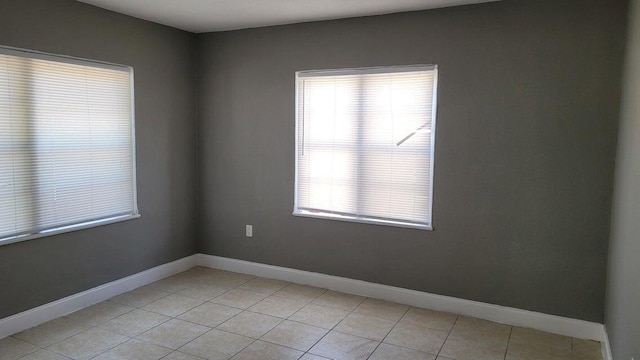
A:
0,214,141,246
293,210,433,231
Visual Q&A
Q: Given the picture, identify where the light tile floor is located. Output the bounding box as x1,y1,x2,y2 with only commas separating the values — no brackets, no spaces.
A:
1,267,603,360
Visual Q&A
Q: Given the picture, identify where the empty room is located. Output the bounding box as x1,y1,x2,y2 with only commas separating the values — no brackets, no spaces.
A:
0,0,638,359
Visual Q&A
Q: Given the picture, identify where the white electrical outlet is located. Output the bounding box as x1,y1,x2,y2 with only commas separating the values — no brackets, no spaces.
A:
245,225,253,237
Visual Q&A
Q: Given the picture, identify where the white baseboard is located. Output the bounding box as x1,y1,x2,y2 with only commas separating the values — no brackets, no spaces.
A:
602,326,613,360
1,252,611,358
0,255,198,339
197,254,607,343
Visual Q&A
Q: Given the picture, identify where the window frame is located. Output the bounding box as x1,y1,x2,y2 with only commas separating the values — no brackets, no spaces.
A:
0,45,139,246
293,64,438,231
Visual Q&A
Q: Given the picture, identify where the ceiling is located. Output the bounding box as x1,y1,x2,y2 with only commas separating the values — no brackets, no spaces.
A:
76,0,501,33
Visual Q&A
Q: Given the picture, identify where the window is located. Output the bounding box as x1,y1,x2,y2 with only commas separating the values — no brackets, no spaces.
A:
294,65,438,230
0,46,138,244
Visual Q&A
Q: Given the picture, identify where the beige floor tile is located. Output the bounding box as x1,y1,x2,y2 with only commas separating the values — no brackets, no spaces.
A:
64,301,134,327
8,268,598,360
183,274,219,288
439,317,511,360
506,326,572,360
399,307,458,332
15,350,70,360
162,351,204,360
137,318,210,349
453,317,511,339
384,321,448,354
230,340,303,360
142,294,203,317
84,353,123,360
510,327,571,350
175,284,231,301
353,298,409,321
505,343,573,360
312,291,365,311
47,328,128,360
14,317,90,347
440,333,509,360
110,286,171,307
211,289,268,309
238,278,289,294
289,303,350,329
172,267,217,284
0,337,39,360
201,270,255,288
247,295,306,318
369,343,436,360
217,311,282,338
94,339,172,360
334,313,396,341
299,354,331,360
261,320,328,351
572,338,602,360
148,275,192,293
178,302,242,327
178,329,253,360
168,269,200,279
273,284,326,302
309,331,379,360
99,309,170,337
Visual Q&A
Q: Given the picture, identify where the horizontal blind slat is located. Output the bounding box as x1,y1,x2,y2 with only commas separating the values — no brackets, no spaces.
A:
0,48,136,240
296,66,437,226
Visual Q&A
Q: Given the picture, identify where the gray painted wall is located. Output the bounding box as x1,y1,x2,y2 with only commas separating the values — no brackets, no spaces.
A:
606,0,640,358
0,0,197,318
197,0,627,322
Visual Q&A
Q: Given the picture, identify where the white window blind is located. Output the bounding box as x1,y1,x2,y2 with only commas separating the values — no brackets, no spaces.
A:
0,47,138,244
294,65,437,230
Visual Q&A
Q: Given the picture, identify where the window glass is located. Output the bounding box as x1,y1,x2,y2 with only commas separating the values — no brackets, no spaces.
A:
294,65,437,230
0,47,138,244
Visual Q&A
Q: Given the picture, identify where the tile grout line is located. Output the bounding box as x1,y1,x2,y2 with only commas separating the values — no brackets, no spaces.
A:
34,301,142,359
364,302,412,360
253,286,333,355
140,273,264,359
291,293,366,358
167,287,265,355
18,269,224,358
89,269,252,359
22,270,378,359
152,270,241,360
75,327,129,360
278,288,356,359
132,272,295,359
434,315,460,359
503,325,514,360
8,268,205,360
195,280,328,358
